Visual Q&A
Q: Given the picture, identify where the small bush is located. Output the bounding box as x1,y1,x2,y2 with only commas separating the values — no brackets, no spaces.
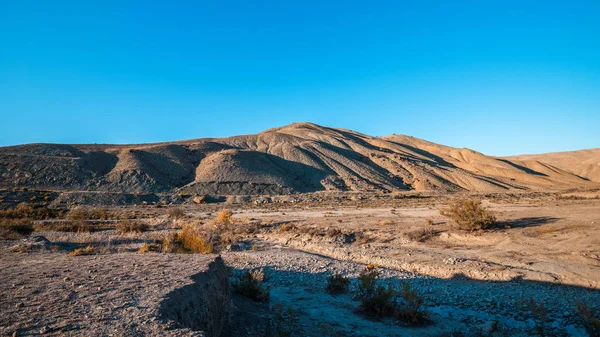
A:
162,224,215,254
167,207,185,220
326,273,351,294
354,267,398,318
576,302,600,337
269,304,298,337
0,219,34,239
138,243,161,253
526,297,549,336
405,228,438,242
215,209,233,225
232,268,270,302
441,199,496,231
116,221,148,234
396,283,429,325
66,206,91,220
69,246,95,256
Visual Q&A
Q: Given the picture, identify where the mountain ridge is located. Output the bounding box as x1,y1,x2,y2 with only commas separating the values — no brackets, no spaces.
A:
1,122,597,194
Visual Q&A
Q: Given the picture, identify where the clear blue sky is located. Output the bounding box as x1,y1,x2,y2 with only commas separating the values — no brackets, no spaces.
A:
1,1,599,155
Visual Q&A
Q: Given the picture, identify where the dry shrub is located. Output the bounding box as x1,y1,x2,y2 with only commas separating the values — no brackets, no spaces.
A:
116,221,148,234
138,243,161,253
441,199,496,231
66,206,91,220
89,208,113,220
278,223,298,233
232,268,270,302
162,224,215,254
69,246,95,256
326,273,350,294
33,221,92,233
576,302,600,337
326,228,341,238
215,209,233,225
0,202,61,220
0,219,34,240
167,207,185,220
405,228,438,242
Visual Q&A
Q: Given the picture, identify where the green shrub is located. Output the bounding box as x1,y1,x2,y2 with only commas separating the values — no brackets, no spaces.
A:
396,283,429,325
326,273,351,294
232,268,270,302
354,267,398,318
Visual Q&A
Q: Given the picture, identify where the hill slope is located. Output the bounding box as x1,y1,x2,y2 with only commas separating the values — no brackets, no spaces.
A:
506,148,600,182
0,123,595,194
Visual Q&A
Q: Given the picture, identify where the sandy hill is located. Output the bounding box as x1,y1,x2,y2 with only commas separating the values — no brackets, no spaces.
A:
506,148,600,183
0,123,596,194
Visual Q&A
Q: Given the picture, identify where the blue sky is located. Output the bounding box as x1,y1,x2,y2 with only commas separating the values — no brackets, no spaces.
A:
1,1,599,155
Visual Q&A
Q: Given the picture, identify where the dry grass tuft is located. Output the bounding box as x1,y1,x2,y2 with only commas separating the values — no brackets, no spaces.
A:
441,198,496,231
69,246,95,256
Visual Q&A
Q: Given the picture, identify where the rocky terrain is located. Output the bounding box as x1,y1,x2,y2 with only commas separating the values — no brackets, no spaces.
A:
1,123,597,196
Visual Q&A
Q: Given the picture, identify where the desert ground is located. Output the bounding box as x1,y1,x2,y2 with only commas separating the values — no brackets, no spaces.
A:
2,191,600,337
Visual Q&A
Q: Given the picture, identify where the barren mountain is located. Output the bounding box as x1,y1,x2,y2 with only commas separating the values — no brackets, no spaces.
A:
506,148,600,183
0,123,596,194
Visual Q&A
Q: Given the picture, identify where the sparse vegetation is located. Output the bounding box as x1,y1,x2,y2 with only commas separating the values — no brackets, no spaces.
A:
268,304,298,337
0,219,34,239
353,265,429,325
69,246,95,256
326,273,351,294
0,202,62,220
354,266,398,318
396,283,429,325
162,224,215,254
576,301,600,337
232,268,270,302
116,221,148,234
33,221,92,233
167,207,185,220
138,243,161,253
441,198,496,231
405,228,438,242
215,209,233,225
